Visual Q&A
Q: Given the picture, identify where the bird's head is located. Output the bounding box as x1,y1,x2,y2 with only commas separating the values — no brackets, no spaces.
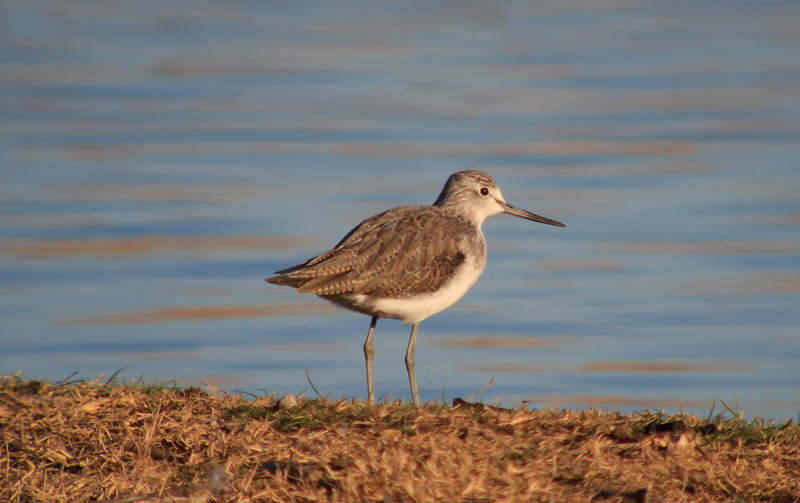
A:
434,170,565,228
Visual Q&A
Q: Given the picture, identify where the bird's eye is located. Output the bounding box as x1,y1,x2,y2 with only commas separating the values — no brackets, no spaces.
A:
479,187,490,196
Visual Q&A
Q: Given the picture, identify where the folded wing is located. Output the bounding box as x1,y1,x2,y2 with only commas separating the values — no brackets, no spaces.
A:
266,207,469,299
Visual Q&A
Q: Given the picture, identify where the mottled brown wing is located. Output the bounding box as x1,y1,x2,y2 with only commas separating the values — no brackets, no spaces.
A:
267,206,470,298
265,209,393,288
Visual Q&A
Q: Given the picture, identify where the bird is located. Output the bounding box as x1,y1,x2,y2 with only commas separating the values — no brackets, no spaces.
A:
266,170,564,406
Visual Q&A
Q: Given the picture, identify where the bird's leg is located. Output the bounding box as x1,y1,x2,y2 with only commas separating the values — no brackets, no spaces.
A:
363,317,378,404
405,323,420,407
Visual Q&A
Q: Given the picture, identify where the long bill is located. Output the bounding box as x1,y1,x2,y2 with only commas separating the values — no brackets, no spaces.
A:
500,201,565,227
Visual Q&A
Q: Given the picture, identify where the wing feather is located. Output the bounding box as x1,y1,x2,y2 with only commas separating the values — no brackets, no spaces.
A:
266,206,475,298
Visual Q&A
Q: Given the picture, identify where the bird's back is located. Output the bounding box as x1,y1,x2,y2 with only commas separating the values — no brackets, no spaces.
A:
267,205,483,300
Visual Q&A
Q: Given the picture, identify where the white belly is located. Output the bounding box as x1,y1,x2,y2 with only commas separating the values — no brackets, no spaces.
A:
328,251,485,325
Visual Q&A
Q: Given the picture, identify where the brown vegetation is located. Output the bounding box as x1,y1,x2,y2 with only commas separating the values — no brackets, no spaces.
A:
1,377,798,502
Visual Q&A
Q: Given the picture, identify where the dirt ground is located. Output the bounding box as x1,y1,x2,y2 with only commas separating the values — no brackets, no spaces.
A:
2,377,798,502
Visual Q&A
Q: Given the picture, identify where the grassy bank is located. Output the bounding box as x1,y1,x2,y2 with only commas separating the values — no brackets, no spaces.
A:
1,377,798,502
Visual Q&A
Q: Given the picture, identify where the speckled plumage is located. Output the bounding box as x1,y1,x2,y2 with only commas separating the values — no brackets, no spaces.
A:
269,206,478,308
267,170,564,406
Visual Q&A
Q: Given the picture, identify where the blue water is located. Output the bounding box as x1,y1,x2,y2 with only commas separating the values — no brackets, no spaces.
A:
1,0,799,420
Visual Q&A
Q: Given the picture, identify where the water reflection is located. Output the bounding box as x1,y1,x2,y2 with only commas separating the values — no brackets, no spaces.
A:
1,235,320,259
62,302,337,327
434,336,578,349
0,0,798,419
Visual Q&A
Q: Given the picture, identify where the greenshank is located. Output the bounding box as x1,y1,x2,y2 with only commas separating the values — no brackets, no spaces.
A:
267,170,564,406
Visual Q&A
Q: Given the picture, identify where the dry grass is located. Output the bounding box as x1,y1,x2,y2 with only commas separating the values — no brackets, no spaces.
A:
1,377,798,503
